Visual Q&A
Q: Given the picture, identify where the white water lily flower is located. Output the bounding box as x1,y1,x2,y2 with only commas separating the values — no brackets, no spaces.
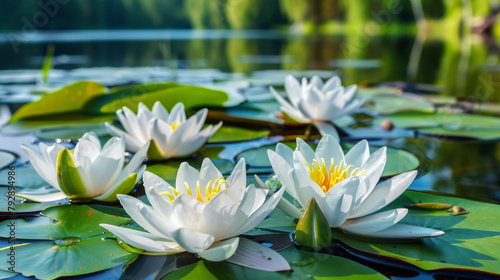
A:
105,102,222,160
266,135,445,239
20,132,148,202
270,74,365,140
101,158,290,272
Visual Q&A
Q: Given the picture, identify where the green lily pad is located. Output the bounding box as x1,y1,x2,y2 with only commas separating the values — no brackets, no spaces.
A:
164,246,388,280
146,158,234,186
85,83,228,115
2,114,115,135
0,164,47,189
0,151,15,170
35,123,108,140
373,112,500,129
0,205,137,279
335,190,500,275
364,93,435,114
373,112,500,140
235,142,419,177
208,126,270,143
9,81,107,123
417,127,500,140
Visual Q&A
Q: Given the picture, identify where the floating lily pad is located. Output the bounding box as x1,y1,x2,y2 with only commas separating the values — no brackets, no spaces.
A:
0,205,136,279
364,93,434,115
208,126,270,143
9,81,107,123
35,123,108,140
0,164,47,189
146,158,234,186
163,246,388,280
373,112,500,129
0,151,15,170
2,114,115,136
85,83,229,114
417,127,500,140
335,190,500,275
235,142,419,177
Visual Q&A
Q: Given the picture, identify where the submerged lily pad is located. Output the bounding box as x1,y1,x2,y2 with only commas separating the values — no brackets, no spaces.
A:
0,151,15,170
85,83,228,114
335,190,500,275
208,126,270,143
235,142,419,177
9,81,107,123
0,205,137,279
163,246,388,280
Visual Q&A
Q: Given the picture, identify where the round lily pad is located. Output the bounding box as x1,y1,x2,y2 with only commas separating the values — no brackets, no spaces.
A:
335,190,500,275
0,205,137,279
208,126,270,143
0,151,16,170
235,141,419,177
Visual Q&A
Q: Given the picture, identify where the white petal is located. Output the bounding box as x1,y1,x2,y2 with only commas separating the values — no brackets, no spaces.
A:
189,108,209,134
152,101,170,122
319,193,353,228
225,158,247,202
172,228,214,253
230,186,286,237
101,224,183,253
344,140,370,168
295,138,315,165
281,106,310,123
105,122,143,152
360,147,387,197
21,145,59,189
284,75,302,108
175,162,200,195
198,237,240,262
343,85,357,103
202,191,240,239
116,109,135,136
145,186,173,219
322,76,341,92
267,150,295,197
147,118,172,153
275,143,294,166
171,194,205,229
296,98,316,120
166,103,186,124
313,123,340,141
309,75,324,90
137,103,154,130
340,208,408,234
350,170,417,218
352,223,445,239
88,138,125,193
116,142,149,184
16,191,67,203
122,107,148,142
139,201,181,239
198,158,224,200
227,238,291,271
315,134,344,169
118,194,173,238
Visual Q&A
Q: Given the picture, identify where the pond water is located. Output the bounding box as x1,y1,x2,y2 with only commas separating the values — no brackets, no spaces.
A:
1,30,500,280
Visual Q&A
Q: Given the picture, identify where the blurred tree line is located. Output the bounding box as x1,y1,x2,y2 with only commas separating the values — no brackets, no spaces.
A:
0,0,496,30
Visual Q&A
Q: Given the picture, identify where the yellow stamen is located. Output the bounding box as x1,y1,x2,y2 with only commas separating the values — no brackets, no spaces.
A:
160,177,230,204
170,122,181,131
305,158,366,194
